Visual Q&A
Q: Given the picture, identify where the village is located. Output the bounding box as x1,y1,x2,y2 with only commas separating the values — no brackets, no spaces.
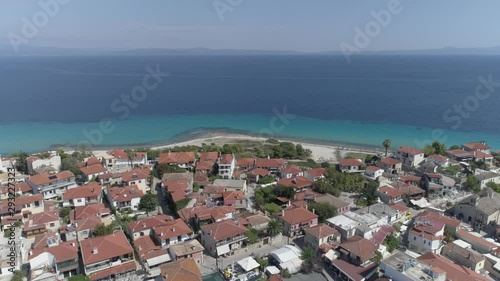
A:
0,139,500,281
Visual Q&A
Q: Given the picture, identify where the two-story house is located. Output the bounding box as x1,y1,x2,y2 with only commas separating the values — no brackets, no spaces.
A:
162,179,191,203
29,241,79,280
79,160,108,182
177,205,236,227
364,166,384,179
168,239,205,265
26,171,77,200
280,165,303,179
408,221,445,254
105,185,144,211
81,231,136,281
455,188,500,227
277,176,314,192
62,182,102,207
109,150,148,167
426,154,451,167
27,154,61,175
304,168,326,181
222,190,246,210
304,223,340,250
377,158,402,174
151,219,193,248
127,215,174,240
255,158,286,175
337,235,378,267
441,243,485,272
376,185,405,204
275,206,318,237
339,158,366,173
462,142,490,154
121,168,150,193
200,219,248,257
71,203,111,221
23,210,60,237
218,154,236,179
395,146,425,167
158,152,196,169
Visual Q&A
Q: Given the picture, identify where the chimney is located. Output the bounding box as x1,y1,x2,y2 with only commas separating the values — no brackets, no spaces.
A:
282,210,285,217
312,209,315,214
92,247,98,254
305,204,308,210
142,223,146,228
172,227,176,232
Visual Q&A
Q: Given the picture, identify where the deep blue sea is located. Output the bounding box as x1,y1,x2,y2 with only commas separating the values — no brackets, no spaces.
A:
1,54,500,154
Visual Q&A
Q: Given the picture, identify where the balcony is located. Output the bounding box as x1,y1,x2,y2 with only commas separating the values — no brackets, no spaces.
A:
215,234,247,246
58,260,79,272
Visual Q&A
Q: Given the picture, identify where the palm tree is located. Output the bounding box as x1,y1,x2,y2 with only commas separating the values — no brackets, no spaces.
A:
383,139,392,156
300,246,316,261
125,149,135,169
267,219,282,240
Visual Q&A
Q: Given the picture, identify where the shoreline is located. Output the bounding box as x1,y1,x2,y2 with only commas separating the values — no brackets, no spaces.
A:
82,130,383,162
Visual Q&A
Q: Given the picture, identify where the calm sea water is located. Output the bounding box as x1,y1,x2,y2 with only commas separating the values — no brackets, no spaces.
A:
1,55,500,153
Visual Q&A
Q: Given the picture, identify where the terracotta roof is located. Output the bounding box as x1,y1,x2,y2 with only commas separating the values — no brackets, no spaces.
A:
199,152,219,163
32,231,59,249
379,158,401,165
339,235,378,261
388,203,409,212
204,185,225,196
276,206,318,225
63,183,102,200
339,158,365,167
447,149,473,158
200,219,248,241
72,216,102,232
277,176,313,189
365,166,381,172
110,150,146,160
305,223,340,239
0,181,32,194
400,175,421,182
107,185,144,202
418,252,491,281
397,146,424,155
120,168,150,182
410,225,444,240
456,229,498,249
152,219,192,240
71,203,110,220
80,164,107,176
128,214,174,233
177,205,236,222
463,142,490,150
89,261,136,281
159,152,196,164
472,151,493,159
236,158,255,168
164,179,189,202
28,171,74,186
30,241,79,263
255,158,285,169
196,161,214,171
134,235,161,257
282,165,302,175
81,231,133,265
222,190,245,201
24,210,60,232
160,258,202,281
331,259,377,281
268,275,284,281
427,154,449,162
219,154,234,165
194,171,208,182
306,168,326,177
396,184,425,195
12,194,44,207
377,185,405,198
415,210,460,228
248,168,270,177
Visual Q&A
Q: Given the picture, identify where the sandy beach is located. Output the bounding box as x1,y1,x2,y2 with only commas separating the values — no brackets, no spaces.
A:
148,132,381,162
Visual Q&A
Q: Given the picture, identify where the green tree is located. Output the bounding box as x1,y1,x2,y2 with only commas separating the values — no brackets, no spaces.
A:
449,145,461,150
320,162,331,168
274,185,296,199
373,251,383,264
486,181,500,193
357,180,379,207
68,275,91,281
383,235,401,253
11,271,25,281
264,203,282,214
14,151,29,174
61,157,82,176
444,229,455,243
125,149,135,168
255,257,268,270
246,228,260,244
92,223,114,237
300,246,316,261
300,246,322,273
308,202,337,223
280,268,292,279
258,176,275,185
267,219,283,239
139,193,158,216
466,175,480,192
383,139,392,156
423,140,447,156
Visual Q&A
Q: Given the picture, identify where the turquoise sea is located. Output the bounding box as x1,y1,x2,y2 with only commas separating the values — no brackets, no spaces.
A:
2,114,500,154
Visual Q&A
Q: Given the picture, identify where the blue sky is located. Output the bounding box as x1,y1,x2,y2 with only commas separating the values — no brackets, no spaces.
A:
1,0,500,52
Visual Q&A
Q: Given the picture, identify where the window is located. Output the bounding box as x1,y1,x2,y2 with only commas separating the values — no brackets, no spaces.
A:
50,223,55,227
413,237,416,240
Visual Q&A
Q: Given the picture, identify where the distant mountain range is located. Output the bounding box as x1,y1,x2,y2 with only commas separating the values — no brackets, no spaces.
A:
1,45,500,56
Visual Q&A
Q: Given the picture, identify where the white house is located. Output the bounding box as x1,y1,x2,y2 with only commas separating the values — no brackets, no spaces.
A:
339,158,365,173
26,171,77,200
218,154,236,179
109,150,148,167
105,185,144,211
408,222,445,254
474,172,500,189
395,146,425,167
425,154,451,167
364,166,384,179
27,155,61,175
62,183,102,207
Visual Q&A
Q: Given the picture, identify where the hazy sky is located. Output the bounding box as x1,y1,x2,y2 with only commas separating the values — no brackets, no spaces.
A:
1,0,500,52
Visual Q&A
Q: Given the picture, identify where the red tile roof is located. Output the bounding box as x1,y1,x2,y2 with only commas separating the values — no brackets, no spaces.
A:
255,158,285,169
339,158,365,167
456,229,498,249
415,210,461,228
282,165,302,175
219,154,234,165
177,205,236,222
107,185,144,202
236,158,255,168
199,152,219,163
196,161,214,171
462,142,490,150
164,179,190,202
248,168,270,177
201,219,248,241
89,261,136,281
377,186,405,198
159,152,196,164
24,210,60,232
379,158,401,165
388,203,409,212
80,164,107,176
63,183,102,200
427,154,449,162
396,184,425,195
128,214,174,233
160,258,202,281
71,203,110,220
28,171,74,186
277,176,313,189
400,175,421,182
134,235,161,257
418,252,491,281
306,167,326,178
81,231,133,265
152,219,192,240
339,235,378,261
120,168,150,182
30,241,79,263
365,166,381,172
304,223,340,239
276,206,318,225
398,146,424,155
222,190,245,201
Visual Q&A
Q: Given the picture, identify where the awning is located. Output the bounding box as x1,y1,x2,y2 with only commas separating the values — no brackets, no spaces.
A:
237,257,260,272
217,244,230,256
411,198,431,208
146,253,172,267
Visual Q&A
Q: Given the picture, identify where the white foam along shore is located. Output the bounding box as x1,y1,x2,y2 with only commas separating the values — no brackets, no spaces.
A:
147,132,382,163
